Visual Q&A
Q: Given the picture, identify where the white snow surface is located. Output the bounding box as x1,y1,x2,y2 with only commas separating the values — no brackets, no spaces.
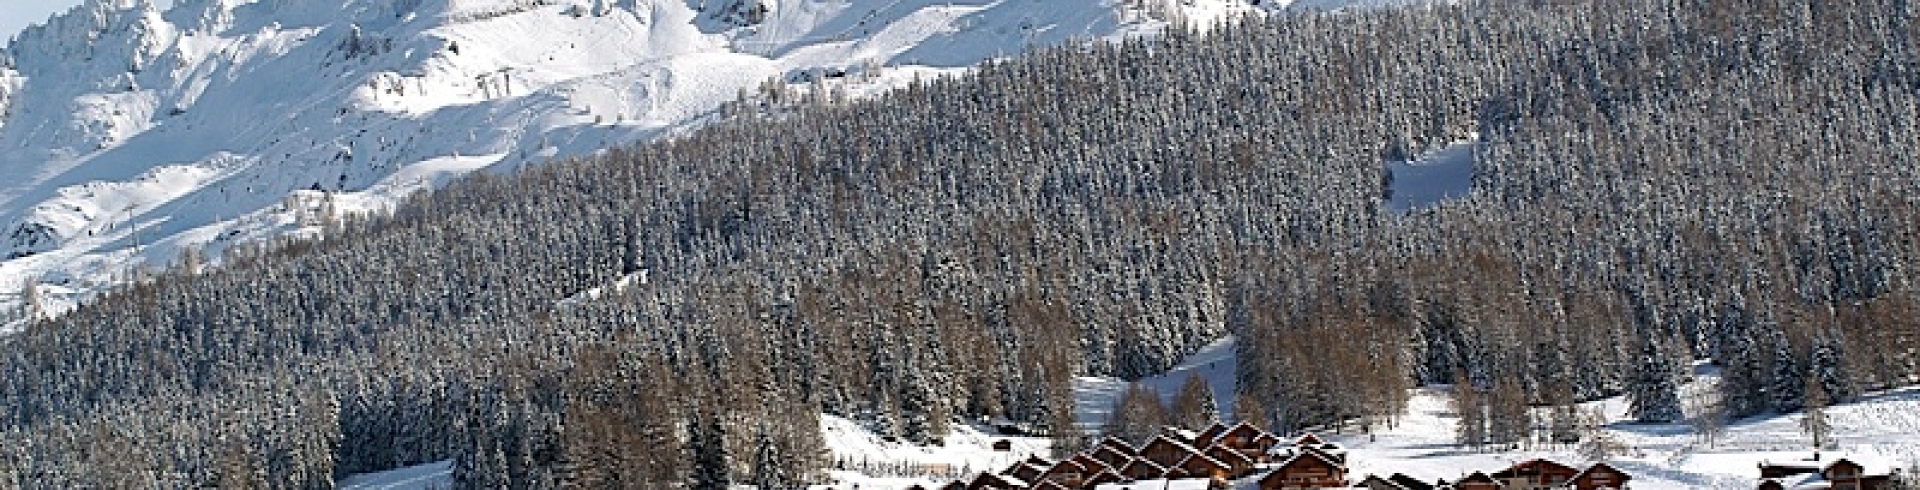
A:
1073,334,1238,430
0,0,1324,330
1385,139,1477,214
336,459,453,490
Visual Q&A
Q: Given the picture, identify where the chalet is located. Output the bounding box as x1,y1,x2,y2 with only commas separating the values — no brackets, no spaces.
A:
994,439,1015,452
1392,474,1438,490
1177,452,1236,484
1121,458,1172,481
1081,469,1125,490
1355,474,1404,490
1140,434,1207,468
1093,479,1213,490
1757,458,1894,490
1033,480,1071,490
1352,473,1436,490
1213,422,1283,462
1100,437,1141,456
1197,422,1232,445
1452,471,1503,490
1490,459,1580,490
1203,442,1257,478
1271,445,1348,469
1005,462,1046,484
1163,426,1204,447
1072,454,1112,476
1038,460,1089,487
970,471,1032,490
1093,445,1137,469
1258,446,1348,490
1566,462,1629,490
1295,433,1327,446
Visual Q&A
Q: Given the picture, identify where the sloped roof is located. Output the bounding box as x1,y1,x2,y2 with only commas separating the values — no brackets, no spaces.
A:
1570,462,1631,483
1197,421,1231,443
1202,442,1255,466
1354,474,1409,489
1490,458,1578,479
971,471,1030,489
1177,451,1232,472
1389,473,1437,490
1455,471,1501,485
1098,437,1139,455
1120,457,1170,477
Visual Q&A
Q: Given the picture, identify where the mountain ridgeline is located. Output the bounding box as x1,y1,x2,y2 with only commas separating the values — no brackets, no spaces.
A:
2,0,1918,487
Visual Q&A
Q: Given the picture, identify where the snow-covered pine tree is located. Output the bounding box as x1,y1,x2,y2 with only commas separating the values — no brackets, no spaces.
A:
1810,335,1855,404
690,414,732,490
1768,327,1806,413
1628,338,1683,423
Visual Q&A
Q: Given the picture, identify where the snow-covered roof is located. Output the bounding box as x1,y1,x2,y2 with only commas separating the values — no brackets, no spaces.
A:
1094,478,1213,490
1176,451,1231,471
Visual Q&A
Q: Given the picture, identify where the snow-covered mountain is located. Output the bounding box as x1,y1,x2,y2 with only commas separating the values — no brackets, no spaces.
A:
0,0,1310,328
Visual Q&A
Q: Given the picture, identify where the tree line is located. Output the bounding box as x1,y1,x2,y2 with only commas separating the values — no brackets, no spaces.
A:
0,0,1914,486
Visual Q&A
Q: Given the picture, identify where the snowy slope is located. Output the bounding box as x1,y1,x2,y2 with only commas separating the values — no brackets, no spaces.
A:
1074,334,1239,429
1,0,1319,331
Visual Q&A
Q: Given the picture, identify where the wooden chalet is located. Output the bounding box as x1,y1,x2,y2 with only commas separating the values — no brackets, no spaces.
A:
1258,446,1348,490
1353,473,1436,490
1038,459,1089,488
1197,422,1231,445
1203,442,1257,478
994,439,1015,452
1081,469,1125,490
1092,444,1136,469
1004,462,1046,485
1491,459,1580,490
1140,434,1208,468
1213,422,1283,462
1033,480,1071,490
1121,458,1172,481
1176,452,1235,484
1567,462,1629,490
970,472,1031,490
1757,457,1895,490
1100,437,1140,456
1295,433,1327,446
1071,454,1112,476
1163,426,1204,447
1452,471,1503,490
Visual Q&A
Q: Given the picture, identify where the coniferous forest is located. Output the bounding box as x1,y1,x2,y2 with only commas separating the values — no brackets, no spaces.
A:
1,0,1918,487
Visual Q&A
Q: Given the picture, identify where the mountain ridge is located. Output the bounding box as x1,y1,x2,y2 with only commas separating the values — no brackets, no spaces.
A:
0,0,1319,328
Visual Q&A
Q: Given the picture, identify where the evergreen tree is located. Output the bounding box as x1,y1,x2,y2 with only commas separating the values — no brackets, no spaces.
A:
1628,339,1683,423
691,414,732,490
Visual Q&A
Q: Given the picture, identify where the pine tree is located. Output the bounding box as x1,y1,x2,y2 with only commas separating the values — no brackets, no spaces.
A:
1809,336,1855,404
691,414,732,490
1628,339,1683,423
